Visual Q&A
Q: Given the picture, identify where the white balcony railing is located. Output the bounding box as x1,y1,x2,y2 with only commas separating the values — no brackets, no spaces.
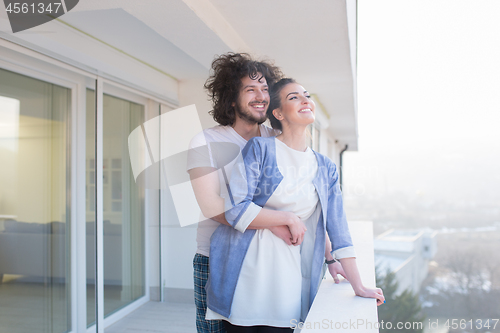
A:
301,221,379,333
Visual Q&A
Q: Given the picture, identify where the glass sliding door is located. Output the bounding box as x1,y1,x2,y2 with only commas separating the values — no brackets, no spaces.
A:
102,93,146,317
0,68,71,333
0,54,150,333
86,88,147,327
86,89,96,327
86,85,148,329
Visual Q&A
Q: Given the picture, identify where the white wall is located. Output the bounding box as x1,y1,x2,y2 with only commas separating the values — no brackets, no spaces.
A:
346,0,358,135
178,78,216,129
158,79,215,297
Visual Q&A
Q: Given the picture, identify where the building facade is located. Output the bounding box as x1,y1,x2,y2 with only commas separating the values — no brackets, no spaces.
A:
0,1,359,332
375,229,438,295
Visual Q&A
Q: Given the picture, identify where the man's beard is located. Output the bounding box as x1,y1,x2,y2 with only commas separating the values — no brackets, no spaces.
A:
234,102,267,125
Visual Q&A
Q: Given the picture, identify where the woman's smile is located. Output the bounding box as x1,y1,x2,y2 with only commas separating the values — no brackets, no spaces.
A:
277,83,316,125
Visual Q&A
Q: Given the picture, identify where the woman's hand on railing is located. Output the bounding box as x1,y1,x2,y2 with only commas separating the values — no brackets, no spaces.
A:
355,287,385,306
327,261,347,284
338,257,385,306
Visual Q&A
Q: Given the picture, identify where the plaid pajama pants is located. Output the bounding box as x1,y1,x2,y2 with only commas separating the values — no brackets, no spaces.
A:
194,253,227,333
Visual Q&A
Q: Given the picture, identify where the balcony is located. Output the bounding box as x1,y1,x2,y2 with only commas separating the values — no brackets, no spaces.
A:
104,302,197,333
105,222,378,333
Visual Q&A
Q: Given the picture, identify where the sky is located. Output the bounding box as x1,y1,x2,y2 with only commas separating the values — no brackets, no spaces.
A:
343,0,500,208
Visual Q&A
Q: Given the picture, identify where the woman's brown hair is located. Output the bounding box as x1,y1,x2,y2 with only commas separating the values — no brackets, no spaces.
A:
266,78,297,131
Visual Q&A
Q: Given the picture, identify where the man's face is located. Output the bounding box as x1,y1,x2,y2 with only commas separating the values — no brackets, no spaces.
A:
233,74,269,125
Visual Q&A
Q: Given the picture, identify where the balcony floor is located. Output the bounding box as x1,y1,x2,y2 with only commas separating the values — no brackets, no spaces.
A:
106,301,197,333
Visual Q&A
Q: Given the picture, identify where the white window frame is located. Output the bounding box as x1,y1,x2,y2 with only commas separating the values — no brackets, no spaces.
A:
0,48,87,333
0,39,176,333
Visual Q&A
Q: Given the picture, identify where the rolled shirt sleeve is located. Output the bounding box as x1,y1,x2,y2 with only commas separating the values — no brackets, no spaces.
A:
333,245,356,259
225,138,263,233
325,161,356,260
233,202,262,233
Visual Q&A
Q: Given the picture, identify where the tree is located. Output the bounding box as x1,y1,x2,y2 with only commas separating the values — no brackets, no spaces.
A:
376,268,425,333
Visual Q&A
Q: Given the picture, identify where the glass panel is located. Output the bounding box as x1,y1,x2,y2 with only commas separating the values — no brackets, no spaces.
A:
102,94,145,317
111,159,121,169
86,89,96,327
0,68,71,333
111,171,122,200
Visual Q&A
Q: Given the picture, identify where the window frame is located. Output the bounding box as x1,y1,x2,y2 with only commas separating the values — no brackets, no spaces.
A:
0,39,175,333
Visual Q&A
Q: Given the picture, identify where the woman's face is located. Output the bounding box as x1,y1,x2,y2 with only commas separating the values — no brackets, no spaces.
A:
273,83,315,128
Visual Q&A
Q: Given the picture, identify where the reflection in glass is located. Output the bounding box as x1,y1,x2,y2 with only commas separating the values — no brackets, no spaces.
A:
102,94,145,316
86,91,146,326
0,68,71,333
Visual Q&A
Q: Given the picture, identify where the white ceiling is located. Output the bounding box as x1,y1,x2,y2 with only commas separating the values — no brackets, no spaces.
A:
2,0,358,149
208,0,358,148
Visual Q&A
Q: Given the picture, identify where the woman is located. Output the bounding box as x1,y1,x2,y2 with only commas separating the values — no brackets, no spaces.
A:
206,78,384,333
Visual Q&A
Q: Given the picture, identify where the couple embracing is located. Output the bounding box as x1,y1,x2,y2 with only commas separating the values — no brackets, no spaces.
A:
187,53,384,333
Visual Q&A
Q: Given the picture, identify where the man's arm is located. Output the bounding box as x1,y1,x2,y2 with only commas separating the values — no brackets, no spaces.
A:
188,167,228,225
188,167,299,245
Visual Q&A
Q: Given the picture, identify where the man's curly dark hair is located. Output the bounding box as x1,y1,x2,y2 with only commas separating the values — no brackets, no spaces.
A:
204,53,283,126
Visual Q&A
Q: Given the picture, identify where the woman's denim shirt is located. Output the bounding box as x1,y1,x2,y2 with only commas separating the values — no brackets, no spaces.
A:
207,136,356,318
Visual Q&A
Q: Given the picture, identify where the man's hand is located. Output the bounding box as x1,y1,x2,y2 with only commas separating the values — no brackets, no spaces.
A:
327,261,347,284
269,225,293,245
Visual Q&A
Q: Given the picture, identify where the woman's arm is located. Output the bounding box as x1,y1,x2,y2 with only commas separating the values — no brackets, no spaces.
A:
224,138,306,243
325,234,347,283
339,257,385,306
324,161,384,305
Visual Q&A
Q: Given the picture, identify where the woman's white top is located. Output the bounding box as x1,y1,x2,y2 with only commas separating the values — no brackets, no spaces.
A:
206,138,320,327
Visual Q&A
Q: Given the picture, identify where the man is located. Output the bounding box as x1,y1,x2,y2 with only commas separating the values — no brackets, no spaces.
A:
187,53,345,333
